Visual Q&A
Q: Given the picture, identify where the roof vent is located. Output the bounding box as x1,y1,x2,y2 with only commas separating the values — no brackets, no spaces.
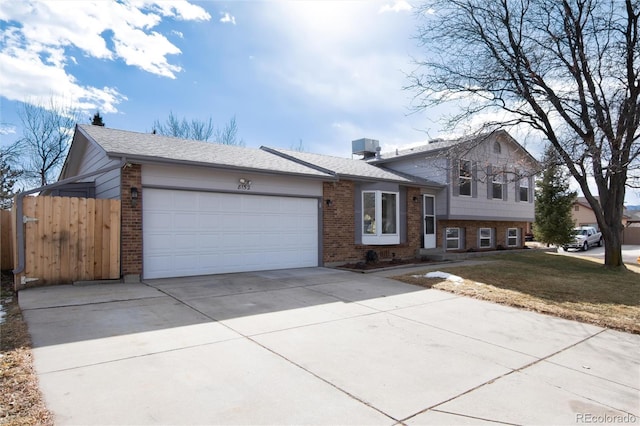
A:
352,138,380,160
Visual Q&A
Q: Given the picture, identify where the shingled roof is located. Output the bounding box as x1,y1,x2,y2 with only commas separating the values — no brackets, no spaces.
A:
261,147,442,187
74,125,334,178
370,130,539,166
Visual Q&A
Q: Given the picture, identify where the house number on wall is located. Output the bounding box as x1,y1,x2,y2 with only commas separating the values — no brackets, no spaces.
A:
237,183,251,190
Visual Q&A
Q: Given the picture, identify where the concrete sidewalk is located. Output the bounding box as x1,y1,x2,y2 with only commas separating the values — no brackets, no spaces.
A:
19,267,639,425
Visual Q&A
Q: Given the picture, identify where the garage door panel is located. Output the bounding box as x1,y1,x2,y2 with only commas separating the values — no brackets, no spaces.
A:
143,189,319,279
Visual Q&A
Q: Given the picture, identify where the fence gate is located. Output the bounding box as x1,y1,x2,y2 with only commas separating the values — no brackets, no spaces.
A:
15,196,121,287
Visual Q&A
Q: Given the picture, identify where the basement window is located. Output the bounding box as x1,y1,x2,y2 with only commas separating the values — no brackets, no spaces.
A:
507,228,519,247
446,227,460,250
479,228,493,248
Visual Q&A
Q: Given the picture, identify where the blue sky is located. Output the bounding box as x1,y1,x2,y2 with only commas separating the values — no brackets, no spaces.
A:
0,0,449,158
1,0,639,204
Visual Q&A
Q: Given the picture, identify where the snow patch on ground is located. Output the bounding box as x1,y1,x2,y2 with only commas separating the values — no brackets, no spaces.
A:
413,271,464,283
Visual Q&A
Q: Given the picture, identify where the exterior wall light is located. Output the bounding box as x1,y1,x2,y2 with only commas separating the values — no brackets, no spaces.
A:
131,186,139,207
326,199,333,206
239,178,252,185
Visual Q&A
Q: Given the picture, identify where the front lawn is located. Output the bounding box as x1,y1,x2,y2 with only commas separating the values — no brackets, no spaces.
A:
393,251,640,334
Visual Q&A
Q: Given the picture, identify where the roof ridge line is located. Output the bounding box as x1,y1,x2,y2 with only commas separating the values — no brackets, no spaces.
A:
260,146,338,177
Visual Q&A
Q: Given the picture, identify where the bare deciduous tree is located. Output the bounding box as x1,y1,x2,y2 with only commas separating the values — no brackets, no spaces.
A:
213,115,244,146
15,99,80,187
408,0,640,268
153,112,244,146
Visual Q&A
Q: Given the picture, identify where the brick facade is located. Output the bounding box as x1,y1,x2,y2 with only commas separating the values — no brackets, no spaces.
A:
437,219,528,251
322,181,423,265
120,164,142,279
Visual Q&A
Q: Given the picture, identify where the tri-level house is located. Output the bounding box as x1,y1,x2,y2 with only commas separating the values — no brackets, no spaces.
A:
23,125,539,282
368,130,539,254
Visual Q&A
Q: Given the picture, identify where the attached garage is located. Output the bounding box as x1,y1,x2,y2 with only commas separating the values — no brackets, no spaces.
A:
143,188,319,279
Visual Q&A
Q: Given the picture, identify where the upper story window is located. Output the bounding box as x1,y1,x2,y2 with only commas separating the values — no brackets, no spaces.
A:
519,176,529,202
362,190,399,245
493,141,501,154
459,160,472,196
492,173,504,199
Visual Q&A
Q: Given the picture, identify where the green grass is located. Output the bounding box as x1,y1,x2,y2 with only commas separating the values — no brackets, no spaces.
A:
393,251,640,333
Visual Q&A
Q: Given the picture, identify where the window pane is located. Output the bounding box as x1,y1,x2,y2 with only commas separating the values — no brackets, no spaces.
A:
446,228,459,239
381,193,397,234
363,192,376,234
425,217,435,234
508,228,517,237
425,196,434,215
460,160,471,177
520,187,528,201
446,239,459,249
459,160,472,196
460,179,471,196
493,182,503,199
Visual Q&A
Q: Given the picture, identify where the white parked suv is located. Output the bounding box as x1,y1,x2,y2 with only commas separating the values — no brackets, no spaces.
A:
563,226,603,251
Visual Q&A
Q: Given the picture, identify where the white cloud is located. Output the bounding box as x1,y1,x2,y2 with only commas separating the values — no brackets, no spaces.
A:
379,1,412,13
0,0,210,112
220,12,236,25
0,124,16,135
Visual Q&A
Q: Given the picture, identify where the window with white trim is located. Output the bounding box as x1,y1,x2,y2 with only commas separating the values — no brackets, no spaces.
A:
459,160,472,196
362,190,399,245
492,173,504,199
507,228,519,247
479,228,492,248
519,176,529,202
446,227,460,250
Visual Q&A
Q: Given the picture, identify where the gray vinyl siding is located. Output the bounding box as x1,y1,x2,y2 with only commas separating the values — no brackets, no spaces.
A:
381,142,535,222
76,138,121,199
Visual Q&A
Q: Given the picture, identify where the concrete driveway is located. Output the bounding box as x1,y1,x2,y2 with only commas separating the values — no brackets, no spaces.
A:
19,267,639,425
559,244,640,266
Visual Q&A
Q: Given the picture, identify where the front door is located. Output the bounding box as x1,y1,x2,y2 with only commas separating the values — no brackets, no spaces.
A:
423,195,436,248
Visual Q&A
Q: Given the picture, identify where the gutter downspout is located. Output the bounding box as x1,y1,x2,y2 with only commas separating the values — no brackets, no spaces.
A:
13,158,128,275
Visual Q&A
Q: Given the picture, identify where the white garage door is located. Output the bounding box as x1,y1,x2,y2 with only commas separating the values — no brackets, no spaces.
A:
143,189,319,279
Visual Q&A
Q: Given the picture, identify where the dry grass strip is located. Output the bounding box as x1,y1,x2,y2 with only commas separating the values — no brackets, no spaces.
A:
393,251,640,334
1,272,53,426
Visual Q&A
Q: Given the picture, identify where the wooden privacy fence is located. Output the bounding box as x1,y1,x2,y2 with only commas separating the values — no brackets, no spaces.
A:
1,210,13,269
15,196,121,286
622,227,640,245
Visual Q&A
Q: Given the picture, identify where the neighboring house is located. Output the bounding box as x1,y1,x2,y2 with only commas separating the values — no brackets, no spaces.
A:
572,197,599,229
626,209,640,227
54,125,537,281
572,197,631,229
369,131,539,253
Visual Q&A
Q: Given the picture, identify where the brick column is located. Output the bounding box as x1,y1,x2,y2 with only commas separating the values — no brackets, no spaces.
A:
406,187,422,250
121,164,142,281
322,181,356,264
